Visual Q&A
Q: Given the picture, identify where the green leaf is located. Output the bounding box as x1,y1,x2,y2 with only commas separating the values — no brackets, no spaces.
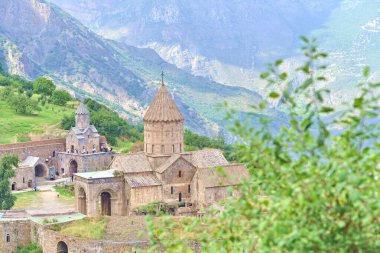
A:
269,92,280,99
320,107,334,113
363,66,370,78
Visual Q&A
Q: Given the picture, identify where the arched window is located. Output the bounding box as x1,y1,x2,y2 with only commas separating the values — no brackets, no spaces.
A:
171,186,174,194
188,185,191,193
172,144,175,153
179,170,182,178
6,234,10,243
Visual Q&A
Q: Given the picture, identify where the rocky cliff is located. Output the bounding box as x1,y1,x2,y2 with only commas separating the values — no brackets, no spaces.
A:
0,0,267,139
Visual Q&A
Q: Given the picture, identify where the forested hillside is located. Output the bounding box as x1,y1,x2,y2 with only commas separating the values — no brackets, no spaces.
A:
0,63,234,157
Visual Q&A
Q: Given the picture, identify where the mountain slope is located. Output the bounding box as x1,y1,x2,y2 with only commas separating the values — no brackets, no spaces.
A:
48,0,341,87
0,0,266,138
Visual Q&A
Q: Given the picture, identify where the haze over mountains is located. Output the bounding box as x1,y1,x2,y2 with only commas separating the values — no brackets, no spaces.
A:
0,0,266,139
1,0,379,139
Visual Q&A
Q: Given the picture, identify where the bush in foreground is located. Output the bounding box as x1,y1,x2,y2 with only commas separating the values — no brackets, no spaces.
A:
145,37,380,252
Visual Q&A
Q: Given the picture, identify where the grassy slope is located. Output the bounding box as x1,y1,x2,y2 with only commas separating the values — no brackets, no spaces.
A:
0,93,76,144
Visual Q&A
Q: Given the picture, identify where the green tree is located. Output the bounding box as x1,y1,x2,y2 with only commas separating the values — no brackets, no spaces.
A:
51,89,72,106
33,77,55,96
0,75,12,86
0,155,18,210
145,38,380,252
8,94,40,115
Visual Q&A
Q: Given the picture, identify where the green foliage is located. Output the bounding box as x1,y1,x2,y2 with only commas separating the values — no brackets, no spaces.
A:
54,183,74,197
0,75,12,86
33,77,55,96
0,155,18,210
15,242,42,253
145,38,380,252
61,98,143,146
184,129,235,160
51,89,71,106
6,93,40,115
59,217,109,240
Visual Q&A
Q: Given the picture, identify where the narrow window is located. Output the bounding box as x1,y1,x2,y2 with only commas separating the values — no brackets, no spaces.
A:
23,177,25,183
171,186,174,194
6,234,10,243
172,144,175,153
188,185,191,193
179,170,182,178
161,145,165,153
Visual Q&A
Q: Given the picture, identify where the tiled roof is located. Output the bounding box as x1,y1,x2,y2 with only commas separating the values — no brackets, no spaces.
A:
110,153,153,173
126,174,162,188
71,125,99,137
189,149,229,168
155,154,195,173
76,103,89,115
19,156,39,168
143,83,184,122
197,164,249,188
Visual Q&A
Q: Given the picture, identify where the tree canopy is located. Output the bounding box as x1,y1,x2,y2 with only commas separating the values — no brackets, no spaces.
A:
33,77,55,96
145,37,380,252
0,155,18,210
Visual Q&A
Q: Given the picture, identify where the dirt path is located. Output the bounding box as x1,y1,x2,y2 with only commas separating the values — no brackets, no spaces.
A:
13,190,75,211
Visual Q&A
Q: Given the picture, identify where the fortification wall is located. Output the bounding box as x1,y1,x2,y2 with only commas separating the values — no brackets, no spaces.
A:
0,138,66,161
0,219,31,253
31,222,148,253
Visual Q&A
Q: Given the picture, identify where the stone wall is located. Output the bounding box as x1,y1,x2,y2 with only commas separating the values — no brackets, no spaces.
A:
75,176,125,216
160,158,195,203
144,121,184,155
31,221,148,253
57,152,114,176
0,219,31,253
0,138,66,161
10,166,34,190
129,186,162,211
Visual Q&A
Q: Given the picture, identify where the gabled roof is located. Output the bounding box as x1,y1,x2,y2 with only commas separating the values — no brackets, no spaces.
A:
189,149,229,168
126,174,162,188
19,156,39,168
70,125,99,137
156,154,195,174
110,153,153,173
143,83,184,122
197,164,249,188
76,103,89,115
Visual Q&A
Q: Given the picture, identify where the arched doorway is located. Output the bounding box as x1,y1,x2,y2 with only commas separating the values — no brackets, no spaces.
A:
100,192,112,216
69,160,78,176
11,182,16,191
57,241,68,253
78,187,87,215
35,164,46,177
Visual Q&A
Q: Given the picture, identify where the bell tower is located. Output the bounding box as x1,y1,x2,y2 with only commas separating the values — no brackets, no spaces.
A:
75,103,90,130
143,73,184,155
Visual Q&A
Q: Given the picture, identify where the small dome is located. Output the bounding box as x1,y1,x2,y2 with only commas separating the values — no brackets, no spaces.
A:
76,103,89,115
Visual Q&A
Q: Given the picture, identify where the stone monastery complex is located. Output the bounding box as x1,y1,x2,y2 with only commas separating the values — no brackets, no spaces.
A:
0,79,248,252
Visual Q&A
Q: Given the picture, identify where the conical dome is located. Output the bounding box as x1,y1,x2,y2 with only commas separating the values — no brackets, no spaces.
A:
143,83,184,122
76,103,89,115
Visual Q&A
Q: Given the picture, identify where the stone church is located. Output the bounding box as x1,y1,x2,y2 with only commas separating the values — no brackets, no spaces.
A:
74,81,248,216
0,103,114,191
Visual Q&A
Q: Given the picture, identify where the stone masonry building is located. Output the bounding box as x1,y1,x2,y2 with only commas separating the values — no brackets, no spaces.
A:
0,103,114,191
74,81,248,216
